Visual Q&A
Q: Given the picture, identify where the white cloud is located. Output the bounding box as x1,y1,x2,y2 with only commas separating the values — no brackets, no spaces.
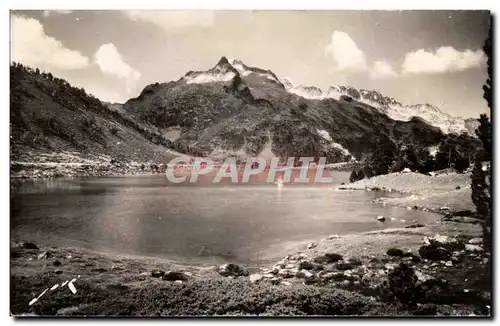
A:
324,31,367,74
123,11,214,32
94,43,141,91
10,15,89,70
402,46,486,75
369,60,398,79
42,10,72,17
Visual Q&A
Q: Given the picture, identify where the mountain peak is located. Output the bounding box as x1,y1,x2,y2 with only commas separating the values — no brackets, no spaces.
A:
216,56,230,67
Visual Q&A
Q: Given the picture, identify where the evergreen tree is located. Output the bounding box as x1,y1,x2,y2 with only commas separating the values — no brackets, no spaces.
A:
471,16,492,263
476,114,492,161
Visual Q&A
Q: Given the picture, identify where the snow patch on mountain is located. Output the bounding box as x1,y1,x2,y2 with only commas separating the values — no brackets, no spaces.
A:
230,59,251,77
228,59,280,84
317,129,332,141
289,86,325,100
185,70,236,84
279,78,327,100
427,145,439,157
278,77,294,90
317,129,352,158
376,103,470,135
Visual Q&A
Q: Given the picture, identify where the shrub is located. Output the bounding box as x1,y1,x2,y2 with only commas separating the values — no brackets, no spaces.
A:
32,278,381,316
109,126,119,136
472,21,492,259
349,169,364,183
298,102,308,112
381,263,419,307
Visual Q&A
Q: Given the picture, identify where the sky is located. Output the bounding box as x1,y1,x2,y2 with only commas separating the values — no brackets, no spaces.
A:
10,10,490,118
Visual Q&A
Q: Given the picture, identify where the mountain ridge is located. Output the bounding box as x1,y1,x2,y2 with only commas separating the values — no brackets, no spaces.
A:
165,57,477,137
10,58,481,168
119,57,454,163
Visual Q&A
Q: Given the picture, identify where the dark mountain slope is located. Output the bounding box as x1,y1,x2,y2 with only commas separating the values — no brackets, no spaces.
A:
10,63,175,163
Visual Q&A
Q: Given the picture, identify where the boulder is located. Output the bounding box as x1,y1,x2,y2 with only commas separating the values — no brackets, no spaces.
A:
22,242,38,250
218,263,248,277
418,245,451,261
424,235,464,251
249,273,263,283
307,243,317,250
297,253,308,260
377,216,386,222
335,262,355,271
273,262,285,270
415,270,434,282
342,280,352,287
53,260,62,266
162,271,189,282
296,269,314,279
303,277,317,285
386,248,404,257
151,270,165,278
277,269,294,278
403,253,421,263
327,235,340,240
37,251,52,260
298,260,314,270
465,244,483,252
469,238,483,245
384,263,398,271
345,257,363,266
314,253,343,264
322,272,347,281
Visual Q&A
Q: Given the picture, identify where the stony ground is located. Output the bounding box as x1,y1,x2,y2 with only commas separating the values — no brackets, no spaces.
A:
10,224,490,317
10,170,491,317
340,170,475,213
10,151,167,179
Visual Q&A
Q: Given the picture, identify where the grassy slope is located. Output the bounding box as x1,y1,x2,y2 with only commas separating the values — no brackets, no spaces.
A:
10,66,175,165
345,171,475,212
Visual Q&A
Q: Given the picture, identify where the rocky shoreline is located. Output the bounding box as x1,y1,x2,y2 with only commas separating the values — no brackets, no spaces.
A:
10,215,490,316
10,171,491,316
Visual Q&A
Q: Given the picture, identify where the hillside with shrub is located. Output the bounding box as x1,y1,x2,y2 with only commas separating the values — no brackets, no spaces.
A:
10,63,176,164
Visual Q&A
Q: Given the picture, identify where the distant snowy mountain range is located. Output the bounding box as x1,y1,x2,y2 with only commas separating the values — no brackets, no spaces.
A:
280,78,479,136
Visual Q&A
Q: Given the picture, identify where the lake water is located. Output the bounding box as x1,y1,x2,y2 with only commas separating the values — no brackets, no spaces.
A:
10,173,440,265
